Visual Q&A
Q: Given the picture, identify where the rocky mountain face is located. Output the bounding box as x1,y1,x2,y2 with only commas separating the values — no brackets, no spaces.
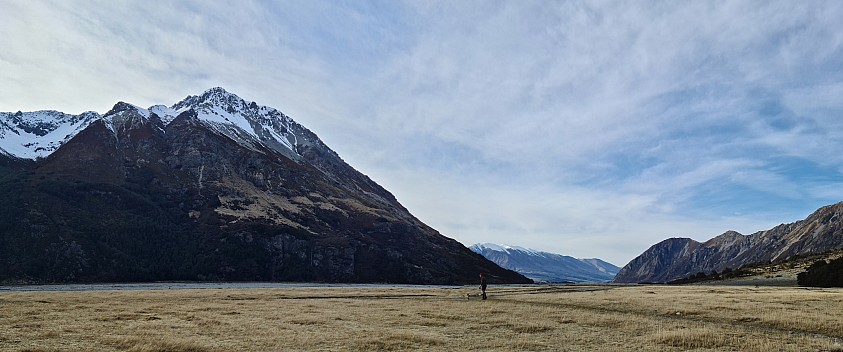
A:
614,202,843,283
0,88,530,285
469,243,619,283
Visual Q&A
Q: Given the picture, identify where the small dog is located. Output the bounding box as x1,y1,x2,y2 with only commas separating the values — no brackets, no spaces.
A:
465,292,486,300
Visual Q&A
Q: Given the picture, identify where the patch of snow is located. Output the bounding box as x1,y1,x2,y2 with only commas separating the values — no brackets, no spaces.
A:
503,244,542,255
0,110,101,159
472,243,549,256
202,121,265,154
473,243,511,253
267,126,295,152
476,243,542,254
133,105,151,119
148,105,179,125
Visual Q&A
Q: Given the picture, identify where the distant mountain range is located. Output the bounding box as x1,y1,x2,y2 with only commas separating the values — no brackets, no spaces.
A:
614,202,843,283
0,88,530,285
470,243,619,283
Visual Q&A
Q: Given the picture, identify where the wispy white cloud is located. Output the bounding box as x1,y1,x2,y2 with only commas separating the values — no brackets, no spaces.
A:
338,1,843,264
0,0,336,117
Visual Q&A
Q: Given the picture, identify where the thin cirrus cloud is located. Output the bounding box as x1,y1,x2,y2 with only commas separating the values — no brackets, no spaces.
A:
1,1,842,265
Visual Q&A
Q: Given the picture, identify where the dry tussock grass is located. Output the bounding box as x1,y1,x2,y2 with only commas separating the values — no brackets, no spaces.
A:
1,285,843,351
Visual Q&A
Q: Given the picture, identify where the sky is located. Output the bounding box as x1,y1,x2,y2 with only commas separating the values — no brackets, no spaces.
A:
2,1,843,266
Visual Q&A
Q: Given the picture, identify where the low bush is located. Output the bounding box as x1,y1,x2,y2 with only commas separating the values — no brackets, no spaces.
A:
798,258,843,287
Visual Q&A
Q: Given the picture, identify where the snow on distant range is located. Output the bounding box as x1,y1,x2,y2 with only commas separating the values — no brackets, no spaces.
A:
0,88,306,161
0,110,100,159
474,243,541,254
148,105,180,125
470,243,620,283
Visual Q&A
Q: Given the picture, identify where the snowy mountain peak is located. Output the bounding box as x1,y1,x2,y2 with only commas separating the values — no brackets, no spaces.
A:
170,88,303,158
173,87,249,114
105,101,147,117
202,86,236,100
204,86,230,95
1,88,310,160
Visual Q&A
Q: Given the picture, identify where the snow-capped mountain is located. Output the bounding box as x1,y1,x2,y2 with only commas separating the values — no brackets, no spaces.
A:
470,243,620,283
0,87,313,162
0,88,530,285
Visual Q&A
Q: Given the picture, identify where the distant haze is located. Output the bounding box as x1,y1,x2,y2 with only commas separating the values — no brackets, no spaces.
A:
470,243,620,283
3,1,843,266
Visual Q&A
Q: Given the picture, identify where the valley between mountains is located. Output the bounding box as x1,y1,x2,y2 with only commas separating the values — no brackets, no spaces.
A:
5,87,843,287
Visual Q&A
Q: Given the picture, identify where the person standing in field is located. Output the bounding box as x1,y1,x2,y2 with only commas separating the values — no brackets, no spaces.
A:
480,273,488,300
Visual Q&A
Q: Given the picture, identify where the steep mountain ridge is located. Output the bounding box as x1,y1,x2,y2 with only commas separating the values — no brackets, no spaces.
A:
614,202,843,283
0,88,529,284
1,88,327,162
470,243,619,282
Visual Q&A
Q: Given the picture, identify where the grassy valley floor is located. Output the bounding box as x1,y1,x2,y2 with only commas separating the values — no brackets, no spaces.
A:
1,285,842,351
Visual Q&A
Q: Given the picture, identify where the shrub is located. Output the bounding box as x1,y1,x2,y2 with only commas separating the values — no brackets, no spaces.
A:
798,258,843,287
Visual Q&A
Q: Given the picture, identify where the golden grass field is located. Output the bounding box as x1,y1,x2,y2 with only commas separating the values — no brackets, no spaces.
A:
2,284,843,351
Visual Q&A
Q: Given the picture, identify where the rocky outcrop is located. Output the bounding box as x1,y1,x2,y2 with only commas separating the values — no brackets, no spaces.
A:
611,238,698,283
614,202,843,283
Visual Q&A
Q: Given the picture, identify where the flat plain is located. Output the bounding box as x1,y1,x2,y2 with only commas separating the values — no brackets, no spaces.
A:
1,285,842,351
